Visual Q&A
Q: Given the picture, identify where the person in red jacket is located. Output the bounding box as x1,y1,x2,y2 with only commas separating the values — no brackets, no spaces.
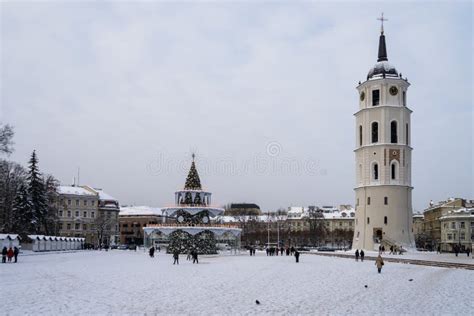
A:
7,247,14,262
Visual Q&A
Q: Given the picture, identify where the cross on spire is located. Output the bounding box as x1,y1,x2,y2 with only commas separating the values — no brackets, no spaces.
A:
377,12,388,34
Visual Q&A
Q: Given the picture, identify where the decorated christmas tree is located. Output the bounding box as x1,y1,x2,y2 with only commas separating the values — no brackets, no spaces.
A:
184,154,202,190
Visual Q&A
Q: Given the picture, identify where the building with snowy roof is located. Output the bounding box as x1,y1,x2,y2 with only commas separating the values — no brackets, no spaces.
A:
57,185,119,247
418,198,474,251
0,234,21,249
119,206,165,245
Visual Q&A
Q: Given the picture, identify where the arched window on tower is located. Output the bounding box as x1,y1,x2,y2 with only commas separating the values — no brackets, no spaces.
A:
371,122,379,143
406,123,409,145
373,163,379,181
391,121,398,143
359,125,363,146
391,161,398,180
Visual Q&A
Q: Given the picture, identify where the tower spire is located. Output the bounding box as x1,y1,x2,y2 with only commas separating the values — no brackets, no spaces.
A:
377,13,388,62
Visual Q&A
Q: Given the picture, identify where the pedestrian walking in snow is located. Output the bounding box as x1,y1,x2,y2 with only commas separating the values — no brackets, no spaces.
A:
1,247,7,263
187,250,192,261
360,250,365,262
454,245,459,257
13,247,19,263
375,255,384,273
290,246,295,256
466,248,471,257
149,246,155,258
280,247,284,256
286,247,290,256
173,250,179,265
7,247,14,262
294,250,300,263
355,249,359,262
192,250,199,264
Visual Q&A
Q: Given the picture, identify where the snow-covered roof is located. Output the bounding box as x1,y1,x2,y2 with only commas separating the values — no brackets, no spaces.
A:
119,206,162,216
322,210,355,219
0,234,20,240
96,189,117,201
26,235,84,241
58,186,97,197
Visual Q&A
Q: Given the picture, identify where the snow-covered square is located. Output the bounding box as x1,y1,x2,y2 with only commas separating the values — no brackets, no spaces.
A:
1,251,472,315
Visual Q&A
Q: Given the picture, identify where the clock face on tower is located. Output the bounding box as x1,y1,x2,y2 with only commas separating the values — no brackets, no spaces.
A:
389,86,399,96
360,91,365,101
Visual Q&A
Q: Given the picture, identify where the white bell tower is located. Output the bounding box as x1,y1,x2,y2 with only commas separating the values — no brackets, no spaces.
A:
352,14,415,251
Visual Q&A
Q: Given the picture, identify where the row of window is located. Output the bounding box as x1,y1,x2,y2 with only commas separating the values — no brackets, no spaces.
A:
359,122,409,146
60,199,96,207
357,196,389,206
369,89,406,106
371,161,398,181
59,210,96,218
365,216,388,225
58,210,118,219
60,223,118,231
443,221,473,229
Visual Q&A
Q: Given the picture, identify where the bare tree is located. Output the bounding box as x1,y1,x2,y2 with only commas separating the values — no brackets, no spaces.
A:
306,208,327,246
93,212,114,247
0,124,14,155
0,160,26,232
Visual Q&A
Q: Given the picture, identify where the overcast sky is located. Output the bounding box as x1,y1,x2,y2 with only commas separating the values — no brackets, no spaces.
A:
1,1,472,212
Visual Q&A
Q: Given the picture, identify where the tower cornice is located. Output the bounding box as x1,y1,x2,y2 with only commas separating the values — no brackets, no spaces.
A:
354,184,414,190
354,105,413,116
354,143,413,152
357,77,410,89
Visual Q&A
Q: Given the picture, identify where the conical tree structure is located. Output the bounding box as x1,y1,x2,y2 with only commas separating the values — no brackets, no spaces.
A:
184,160,202,190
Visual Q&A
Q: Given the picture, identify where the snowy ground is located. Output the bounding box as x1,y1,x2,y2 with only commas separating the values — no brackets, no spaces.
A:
330,249,474,264
1,250,472,315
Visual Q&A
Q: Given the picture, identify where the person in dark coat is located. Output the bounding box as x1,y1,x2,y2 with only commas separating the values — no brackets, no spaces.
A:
173,250,179,265
290,246,295,256
149,246,155,258
13,247,19,263
466,248,471,257
192,250,199,264
280,247,284,256
7,247,14,262
294,250,300,263
2,247,7,263
360,250,365,262
454,245,459,257
286,247,290,256
355,249,359,262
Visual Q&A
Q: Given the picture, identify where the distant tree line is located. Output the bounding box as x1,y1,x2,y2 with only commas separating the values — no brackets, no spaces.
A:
0,123,59,237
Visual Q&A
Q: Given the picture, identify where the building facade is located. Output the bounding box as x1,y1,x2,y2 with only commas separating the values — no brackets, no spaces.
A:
57,186,99,245
57,185,119,247
439,208,473,252
119,206,164,245
84,186,120,246
352,19,414,250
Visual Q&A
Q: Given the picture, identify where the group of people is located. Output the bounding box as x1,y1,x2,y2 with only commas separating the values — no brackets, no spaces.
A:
186,249,199,264
264,246,297,257
170,249,198,265
2,246,19,263
250,246,300,263
355,249,385,273
354,249,365,262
